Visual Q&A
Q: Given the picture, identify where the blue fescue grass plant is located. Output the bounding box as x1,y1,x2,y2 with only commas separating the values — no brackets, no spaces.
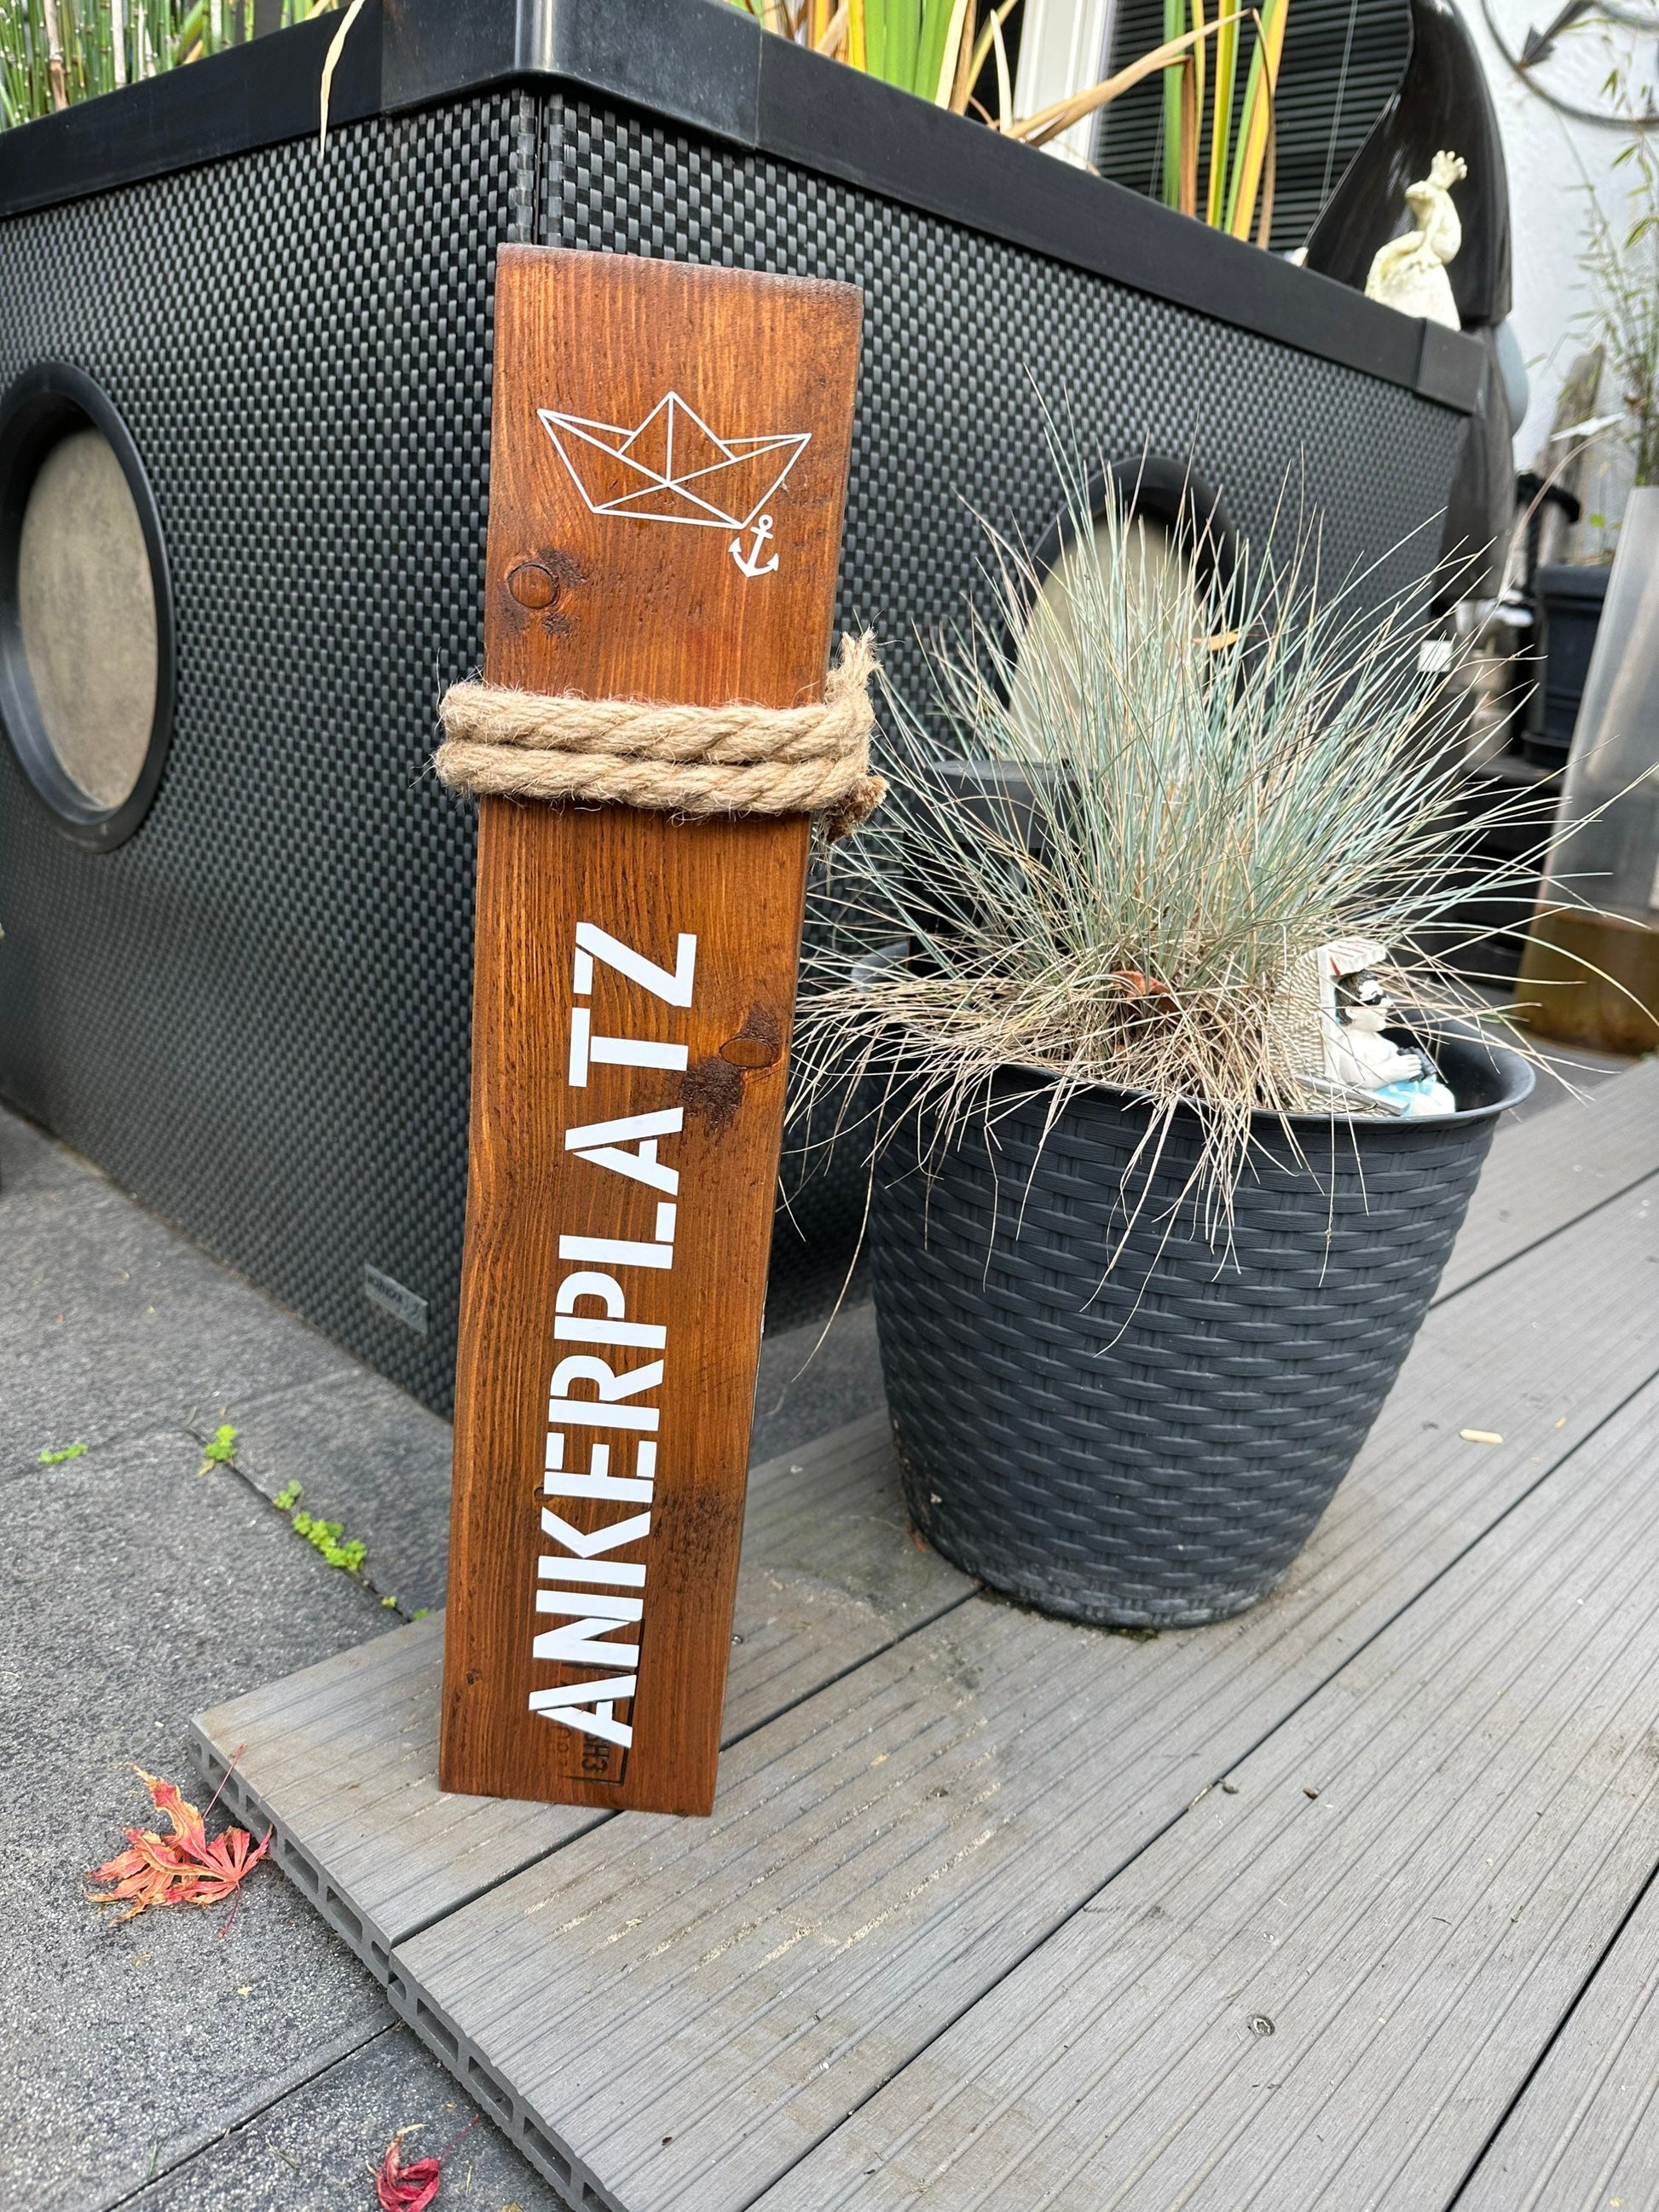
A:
796,449,1555,1224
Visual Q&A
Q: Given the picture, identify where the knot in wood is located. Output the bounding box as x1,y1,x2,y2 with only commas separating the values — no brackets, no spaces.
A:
435,632,886,840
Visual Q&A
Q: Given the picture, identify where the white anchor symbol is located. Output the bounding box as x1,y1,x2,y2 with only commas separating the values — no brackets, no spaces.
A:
730,513,779,579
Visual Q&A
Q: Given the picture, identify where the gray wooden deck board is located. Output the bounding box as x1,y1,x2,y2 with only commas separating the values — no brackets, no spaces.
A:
756,1375,1659,2211
382,1179,1659,2212
1457,1863,1659,2210
1440,1054,1659,1297
192,1413,970,1970
192,1093,1658,1972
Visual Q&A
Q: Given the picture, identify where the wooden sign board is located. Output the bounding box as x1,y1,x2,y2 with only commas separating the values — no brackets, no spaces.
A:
438,247,864,1816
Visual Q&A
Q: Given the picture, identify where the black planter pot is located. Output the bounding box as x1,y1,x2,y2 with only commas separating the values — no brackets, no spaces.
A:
1525,565,1610,768
870,1033,1533,1628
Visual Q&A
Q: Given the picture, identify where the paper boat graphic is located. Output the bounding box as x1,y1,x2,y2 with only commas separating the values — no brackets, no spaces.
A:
537,392,812,531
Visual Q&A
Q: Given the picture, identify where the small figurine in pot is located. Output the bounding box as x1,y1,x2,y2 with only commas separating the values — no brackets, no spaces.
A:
1327,967,1457,1117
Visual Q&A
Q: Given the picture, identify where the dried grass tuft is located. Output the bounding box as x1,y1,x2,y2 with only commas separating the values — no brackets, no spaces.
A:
795,447,1556,1239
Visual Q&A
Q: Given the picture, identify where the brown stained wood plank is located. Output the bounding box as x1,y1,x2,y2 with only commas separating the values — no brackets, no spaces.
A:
191,1418,969,1971
384,1184,1659,2212
1440,1056,1659,1297
443,249,863,1814
758,1375,1659,2212
1455,1867,1659,2210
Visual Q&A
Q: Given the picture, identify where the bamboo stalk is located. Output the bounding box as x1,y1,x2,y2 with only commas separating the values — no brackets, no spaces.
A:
847,0,866,66
41,0,69,108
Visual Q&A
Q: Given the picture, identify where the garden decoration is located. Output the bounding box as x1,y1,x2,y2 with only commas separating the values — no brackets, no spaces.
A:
801,459,1536,1629
1325,967,1456,1115
435,248,868,1817
1312,941,1457,1115
1365,148,1466,326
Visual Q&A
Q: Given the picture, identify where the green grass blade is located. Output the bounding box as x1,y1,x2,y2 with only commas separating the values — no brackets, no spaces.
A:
1161,0,1185,207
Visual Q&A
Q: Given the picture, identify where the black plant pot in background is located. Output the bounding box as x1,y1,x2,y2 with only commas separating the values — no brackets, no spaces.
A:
870,1034,1533,1629
1525,565,1610,769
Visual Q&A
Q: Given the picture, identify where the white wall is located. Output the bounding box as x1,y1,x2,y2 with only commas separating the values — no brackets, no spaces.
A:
1461,8,1649,479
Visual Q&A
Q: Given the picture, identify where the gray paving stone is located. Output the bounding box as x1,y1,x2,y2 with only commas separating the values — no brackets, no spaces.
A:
199,1302,887,1626
0,1100,91,1198
0,1102,886,2211
0,1428,393,2212
192,1370,456,1617
751,1297,884,1466
0,1115,354,1481
124,2026,563,2212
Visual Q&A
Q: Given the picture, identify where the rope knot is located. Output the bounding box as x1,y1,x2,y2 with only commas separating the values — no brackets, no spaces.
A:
435,632,885,840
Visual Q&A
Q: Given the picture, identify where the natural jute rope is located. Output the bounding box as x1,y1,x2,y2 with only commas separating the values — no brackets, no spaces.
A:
436,632,885,841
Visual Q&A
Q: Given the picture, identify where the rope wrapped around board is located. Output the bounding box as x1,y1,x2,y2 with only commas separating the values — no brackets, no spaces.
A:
436,631,886,842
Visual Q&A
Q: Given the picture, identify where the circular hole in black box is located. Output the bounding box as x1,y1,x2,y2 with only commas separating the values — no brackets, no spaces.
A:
0,362,176,850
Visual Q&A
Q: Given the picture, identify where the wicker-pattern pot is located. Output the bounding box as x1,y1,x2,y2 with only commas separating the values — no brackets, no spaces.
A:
870,1035,1532,1627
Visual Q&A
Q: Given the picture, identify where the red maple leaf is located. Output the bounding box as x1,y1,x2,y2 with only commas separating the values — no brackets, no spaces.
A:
86,1822,194,1921
87,1763,270,1926
177,1820,272,1909
374,2118,478,2211
376,2130,443,2212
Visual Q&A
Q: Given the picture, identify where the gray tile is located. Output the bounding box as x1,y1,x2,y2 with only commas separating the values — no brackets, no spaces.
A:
199,1370,454,1617
0,1100,95,1198
197,1304,885,1626
0,1172,354,1480
751,1298,885,1466
124,2027,563,2212
0,1429,394,2212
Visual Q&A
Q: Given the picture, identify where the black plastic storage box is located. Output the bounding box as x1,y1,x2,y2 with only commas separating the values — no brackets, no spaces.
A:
0,0,1490,1412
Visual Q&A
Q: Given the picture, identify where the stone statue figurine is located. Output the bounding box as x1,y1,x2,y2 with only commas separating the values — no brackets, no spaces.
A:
1364,150,1467,329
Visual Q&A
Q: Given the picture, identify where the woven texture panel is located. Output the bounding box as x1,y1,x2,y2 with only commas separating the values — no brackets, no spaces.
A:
0,94,535,1409
0,92,1465,1413
870,1060,1502,1626
546,94,1461,700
